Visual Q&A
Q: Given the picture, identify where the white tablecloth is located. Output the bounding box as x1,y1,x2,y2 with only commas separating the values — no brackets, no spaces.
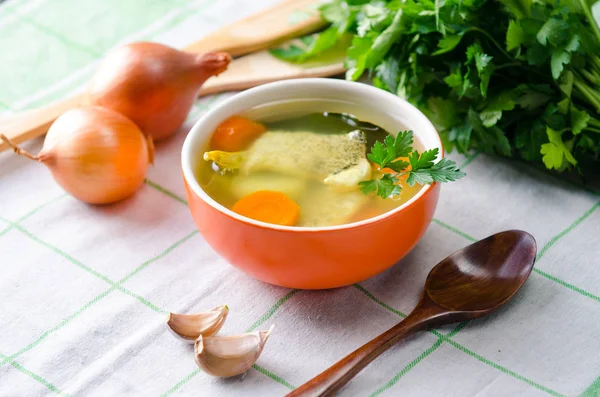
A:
1,0,600,396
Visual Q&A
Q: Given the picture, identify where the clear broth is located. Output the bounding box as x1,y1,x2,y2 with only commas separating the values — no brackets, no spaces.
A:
197,101,424,227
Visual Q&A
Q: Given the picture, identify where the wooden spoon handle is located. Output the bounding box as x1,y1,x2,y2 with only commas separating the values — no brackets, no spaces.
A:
287,311,428,397
287,294,453,397
199,52,345,96
0,0,324,152
185,0,325,57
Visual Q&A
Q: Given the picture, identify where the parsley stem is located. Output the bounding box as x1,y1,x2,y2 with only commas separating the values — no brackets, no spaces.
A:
588,117,600,128
468,27,515,61
590,56,600,75
576,0,600,45
581,69,600,85
573,75,600,113
494,62,521,71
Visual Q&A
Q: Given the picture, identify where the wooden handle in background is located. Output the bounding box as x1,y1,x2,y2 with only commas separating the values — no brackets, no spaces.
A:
186,0,325,56
0,0,324,152
199,53,345,96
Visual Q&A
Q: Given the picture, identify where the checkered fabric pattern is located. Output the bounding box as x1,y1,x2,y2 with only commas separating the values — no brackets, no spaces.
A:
1,0,600,396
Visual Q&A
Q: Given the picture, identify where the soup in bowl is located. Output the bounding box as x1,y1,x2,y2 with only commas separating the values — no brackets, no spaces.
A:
182,79,443,289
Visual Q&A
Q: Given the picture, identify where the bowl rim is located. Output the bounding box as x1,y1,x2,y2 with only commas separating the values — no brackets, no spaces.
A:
182,78,443,233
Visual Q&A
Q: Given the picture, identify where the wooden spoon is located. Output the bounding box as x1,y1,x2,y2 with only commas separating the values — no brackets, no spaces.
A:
288,230,537,397
0,0,331,152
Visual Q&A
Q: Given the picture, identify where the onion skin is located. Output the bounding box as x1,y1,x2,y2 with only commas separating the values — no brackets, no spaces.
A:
40,106,152,204
87,42,232,141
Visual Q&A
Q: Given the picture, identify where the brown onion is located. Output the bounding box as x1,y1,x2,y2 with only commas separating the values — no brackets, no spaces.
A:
1,106,153,204
87,42,231,141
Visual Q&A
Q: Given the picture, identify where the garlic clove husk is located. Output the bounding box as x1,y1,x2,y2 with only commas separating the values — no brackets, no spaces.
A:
194,325,274,377
167,305,229,343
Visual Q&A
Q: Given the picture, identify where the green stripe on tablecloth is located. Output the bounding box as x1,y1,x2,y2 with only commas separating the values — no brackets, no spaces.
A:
358,285,564,396
0,352,66,396
118,230,198,284
581,376,600,396
145,0,214,41
144,180,188,206
369,339,444,397
353,284,406,318
253,364,296,390
0,228,198,368
537,201,600,261
1,288,115,368
5,8,100,56
12,223,166,313
533,268,600,303
0,224,13,238
432,218,478,242
0,98,11,109
0,0,51,15
161,368,201,397
442,338,564,397
246,289,300,332
0,193,67,238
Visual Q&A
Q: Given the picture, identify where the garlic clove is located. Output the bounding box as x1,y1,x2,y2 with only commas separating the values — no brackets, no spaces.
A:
194,325,274,377
167,305,229,343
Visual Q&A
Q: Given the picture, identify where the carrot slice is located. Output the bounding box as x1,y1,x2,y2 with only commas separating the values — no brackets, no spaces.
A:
210,116,266,151
232,190,300,226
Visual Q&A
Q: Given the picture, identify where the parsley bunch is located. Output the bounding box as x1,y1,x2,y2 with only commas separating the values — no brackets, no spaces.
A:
272,0,600,178
359,131,465,198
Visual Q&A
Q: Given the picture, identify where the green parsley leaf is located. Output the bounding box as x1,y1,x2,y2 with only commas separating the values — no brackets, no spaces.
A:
391,130,414,157
516,86,552,110
515,120,546,161
550,50,570,79
346,35,374,80
375,56,400,92
434,34,464,55
406,157,467,186
269,26,340,63
571,106,590,134
526,42,548,65
367,140,392,166
423,97,459,132
536,18,570,47
408,148,439,170
506,20,526,51
386,159,411,172
466,43,493,97
359,174,401,198
367,131,414,168
540,127,578,169
448,124,473,154
480,91,516,128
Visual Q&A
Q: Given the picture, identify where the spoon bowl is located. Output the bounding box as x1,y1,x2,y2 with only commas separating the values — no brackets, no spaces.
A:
426,230,537,314
288,230,537,397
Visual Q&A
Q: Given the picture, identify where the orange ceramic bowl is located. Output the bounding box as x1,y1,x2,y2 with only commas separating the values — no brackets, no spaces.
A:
182,79,442,289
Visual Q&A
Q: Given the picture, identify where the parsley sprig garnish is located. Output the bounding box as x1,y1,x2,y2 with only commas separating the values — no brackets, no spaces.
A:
359,131,465,199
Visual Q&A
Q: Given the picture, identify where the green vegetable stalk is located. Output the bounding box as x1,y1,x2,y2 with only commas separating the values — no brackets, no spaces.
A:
271,0,600,177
